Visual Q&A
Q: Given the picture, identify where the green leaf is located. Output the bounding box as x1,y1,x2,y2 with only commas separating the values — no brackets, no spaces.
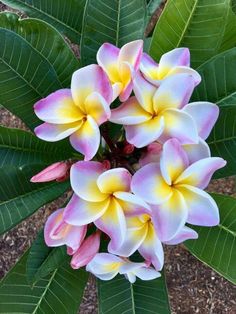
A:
149,0,233,67
0,165,69,235
219,5,236,52
27,230,69,285
0,250,88,313
0,12,80,86
98,271,171,314
208,106,236,178
0,126,76,168
1,0,86,44
191,48,236,177
0,28,61,129
185,193,236,285
80,0,147,65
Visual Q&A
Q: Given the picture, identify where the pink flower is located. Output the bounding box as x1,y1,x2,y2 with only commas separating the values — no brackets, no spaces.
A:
97,40,143,101
44,208,87,254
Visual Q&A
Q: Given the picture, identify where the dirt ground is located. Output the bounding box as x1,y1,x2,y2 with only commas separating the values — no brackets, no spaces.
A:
0,2,236,313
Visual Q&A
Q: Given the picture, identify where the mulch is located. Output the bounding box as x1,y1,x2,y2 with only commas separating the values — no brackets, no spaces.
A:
0,2,236,313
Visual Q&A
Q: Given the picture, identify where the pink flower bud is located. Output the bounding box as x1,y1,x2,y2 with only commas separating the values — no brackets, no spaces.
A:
123,144,134,155
102,160,111,170
70,231,101,269
139,142,163,167
30,162,70,183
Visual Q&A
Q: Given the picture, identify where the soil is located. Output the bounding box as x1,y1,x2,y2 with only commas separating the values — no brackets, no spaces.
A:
0,2,236,314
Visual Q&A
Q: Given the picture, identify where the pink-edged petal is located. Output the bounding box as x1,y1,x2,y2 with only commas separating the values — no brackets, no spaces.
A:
139,223,164,271
118,40,143,72
183,138,210,164
70,161,108,202
63,194,109,226
160,108,199,145
168,66,201,86
30,162,69,183
152,189,188,242
160,139,189,185
97,168,131,194
183,102,219,140
69,116,100,161
85,92,111,125
153,74,195,113
71,64,112,111
119,78,133,102
133,266,161,281
110,221,148,257
97,43,120,83
133,71,156,113
119,261,146,274
34,89,84,124
140,53,159,81
44,208,87,251
86,253,122,280
139,142,163,167
71,231,101,269
125,115,165,148
174,157,226,188
112,82,123,101
35,121,81,142
95,198,126,252
131,163,172,205
110,96,151,125
178,185,220,226
114,191,151,216
164,226,198,245
159,48,190,77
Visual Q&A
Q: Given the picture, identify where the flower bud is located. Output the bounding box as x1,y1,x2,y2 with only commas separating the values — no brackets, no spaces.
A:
71,231,101,269
30,162,69,183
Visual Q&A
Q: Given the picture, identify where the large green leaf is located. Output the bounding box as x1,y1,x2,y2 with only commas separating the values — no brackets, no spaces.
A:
80,0,147,65
185,193,236,284
1,0,86,44
191,48,236,177
0,28,61,129
208,106,236,178
0,126,76,168
149,0,233,67
0,250,88,313
0,12,80,86
27,230,69,285
98,271,171,314
0,165,69,235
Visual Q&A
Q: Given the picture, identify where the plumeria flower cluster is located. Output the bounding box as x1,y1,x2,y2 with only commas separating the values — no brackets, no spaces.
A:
32,40,226,283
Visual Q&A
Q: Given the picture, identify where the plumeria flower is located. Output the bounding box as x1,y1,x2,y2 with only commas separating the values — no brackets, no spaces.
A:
86,253,160,283
34,64,113,161
132,138,226,241
110,72,219,148
44,208,87,255
97,40,143,101
110,214,164,271
140,139,211,167
63,161,150,251
140,48,201,86
30,162,70,183
71,231,101,269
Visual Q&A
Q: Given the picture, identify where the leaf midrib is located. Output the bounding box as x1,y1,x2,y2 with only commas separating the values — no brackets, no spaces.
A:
218,223,236,237
176,0,198,47
32,269,57,314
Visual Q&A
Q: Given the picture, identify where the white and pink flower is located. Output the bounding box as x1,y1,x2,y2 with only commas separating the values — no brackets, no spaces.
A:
34,64,113,161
